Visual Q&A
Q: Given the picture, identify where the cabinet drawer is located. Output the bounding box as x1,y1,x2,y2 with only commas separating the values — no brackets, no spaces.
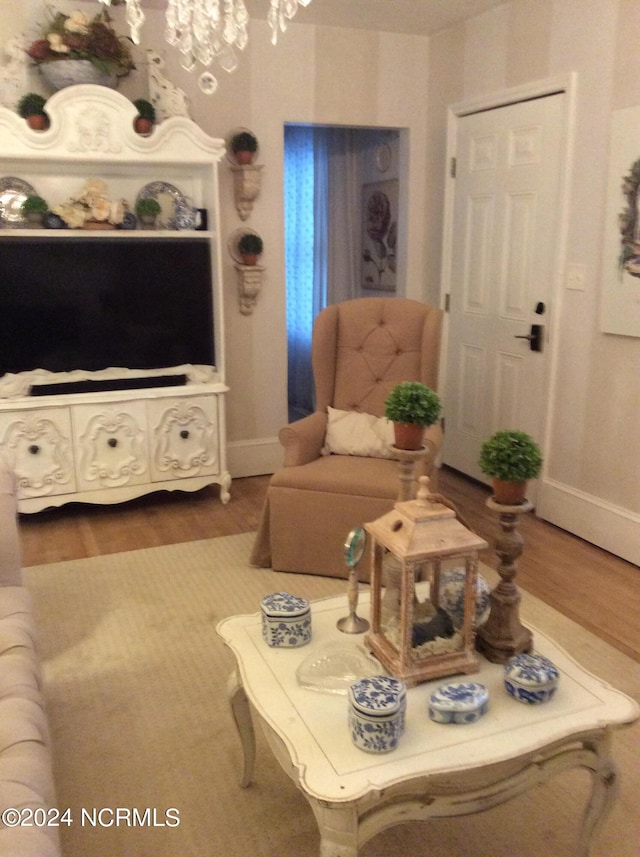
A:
147,396,220,482
73,402,149,491
0,409,76,499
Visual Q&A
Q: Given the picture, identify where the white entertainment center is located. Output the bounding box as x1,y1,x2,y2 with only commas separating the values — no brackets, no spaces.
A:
0,85,231,512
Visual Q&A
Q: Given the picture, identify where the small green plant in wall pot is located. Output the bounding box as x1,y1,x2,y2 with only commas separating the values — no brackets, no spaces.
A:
478,429,542,505
238,232,263,265
17,93,49,130
135,197,161,227
384,381,442,450
230,130,258,165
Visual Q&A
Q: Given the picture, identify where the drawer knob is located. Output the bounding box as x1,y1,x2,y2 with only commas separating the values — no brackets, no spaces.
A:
180,430,190,440
28,444,40,455
107,438,118,448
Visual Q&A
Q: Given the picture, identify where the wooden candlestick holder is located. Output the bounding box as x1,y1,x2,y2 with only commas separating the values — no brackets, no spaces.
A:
475,497,533,664
390,445,428,501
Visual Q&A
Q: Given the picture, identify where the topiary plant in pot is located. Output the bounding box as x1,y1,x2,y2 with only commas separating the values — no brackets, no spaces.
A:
17,93,49,130
384,381,442,450
133,98,155,135
478,429,542,505
230,130,258,165
135,197,161,227
238,231,263,265
21,194,49,225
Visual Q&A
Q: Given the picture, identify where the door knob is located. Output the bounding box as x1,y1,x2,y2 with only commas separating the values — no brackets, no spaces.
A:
514,324,543,352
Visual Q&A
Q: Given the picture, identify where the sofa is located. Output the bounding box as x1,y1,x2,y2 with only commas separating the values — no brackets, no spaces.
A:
0,460,61,856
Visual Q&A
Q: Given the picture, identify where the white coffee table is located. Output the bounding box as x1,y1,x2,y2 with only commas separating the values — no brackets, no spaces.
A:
217,592,638,857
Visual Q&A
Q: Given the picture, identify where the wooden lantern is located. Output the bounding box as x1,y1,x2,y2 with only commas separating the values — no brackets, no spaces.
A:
364,477,488,687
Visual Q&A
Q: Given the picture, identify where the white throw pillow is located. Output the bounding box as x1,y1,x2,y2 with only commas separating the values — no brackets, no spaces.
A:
322,406,395,459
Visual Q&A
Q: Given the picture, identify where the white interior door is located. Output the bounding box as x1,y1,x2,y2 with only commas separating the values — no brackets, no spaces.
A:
442,93,565,500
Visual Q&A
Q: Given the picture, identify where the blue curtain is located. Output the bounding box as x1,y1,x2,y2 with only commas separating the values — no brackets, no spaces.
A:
284,125,328,421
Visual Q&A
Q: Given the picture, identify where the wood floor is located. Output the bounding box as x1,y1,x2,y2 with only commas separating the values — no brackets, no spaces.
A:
17,466,640,662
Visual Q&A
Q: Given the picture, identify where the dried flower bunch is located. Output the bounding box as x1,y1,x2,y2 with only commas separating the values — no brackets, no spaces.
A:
26,7,135,78
54,178,128,228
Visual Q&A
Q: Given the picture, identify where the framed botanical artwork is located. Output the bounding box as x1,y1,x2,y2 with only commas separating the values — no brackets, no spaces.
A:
600,106,640,336
361,179,398,291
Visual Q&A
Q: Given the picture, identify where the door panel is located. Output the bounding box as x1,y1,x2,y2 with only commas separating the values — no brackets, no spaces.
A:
443,94,565,498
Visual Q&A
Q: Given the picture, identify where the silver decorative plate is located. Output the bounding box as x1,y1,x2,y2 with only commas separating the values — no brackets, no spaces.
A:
0,177,36,228
135,181,192,230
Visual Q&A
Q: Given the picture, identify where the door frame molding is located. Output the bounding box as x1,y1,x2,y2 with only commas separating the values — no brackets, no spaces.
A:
439,72,578,511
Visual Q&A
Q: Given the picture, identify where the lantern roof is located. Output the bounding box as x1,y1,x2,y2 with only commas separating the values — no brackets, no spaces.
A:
364,478,488,560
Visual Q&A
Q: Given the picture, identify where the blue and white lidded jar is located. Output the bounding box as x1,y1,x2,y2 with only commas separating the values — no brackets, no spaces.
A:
348,675,407,754
428,681,489,724
504,653,559,704
261,592,312,648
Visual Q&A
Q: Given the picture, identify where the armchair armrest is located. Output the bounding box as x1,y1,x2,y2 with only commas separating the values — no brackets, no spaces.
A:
279,412,328,467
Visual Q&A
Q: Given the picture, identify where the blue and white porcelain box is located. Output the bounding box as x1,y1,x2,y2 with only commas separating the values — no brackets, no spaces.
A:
348,675,406,753
428,681,489,724
261,592,311,648
504,653,559,704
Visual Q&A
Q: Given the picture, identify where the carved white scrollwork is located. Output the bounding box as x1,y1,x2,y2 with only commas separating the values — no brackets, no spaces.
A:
1,416,73,496
69,106,121,154
79,411,147,487
153,402,218,477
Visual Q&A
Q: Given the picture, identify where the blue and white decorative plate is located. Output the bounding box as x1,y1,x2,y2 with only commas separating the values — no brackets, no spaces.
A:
0,177,36,228
428,681,489,724
438,567,491,629
504,653,559,704
136,181,192,230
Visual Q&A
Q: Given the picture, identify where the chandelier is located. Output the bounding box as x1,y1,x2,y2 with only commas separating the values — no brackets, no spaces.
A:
99,0,312,94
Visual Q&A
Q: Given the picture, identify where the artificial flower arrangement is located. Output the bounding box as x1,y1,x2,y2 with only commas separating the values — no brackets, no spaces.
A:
53,178,129,229
26,7,135,79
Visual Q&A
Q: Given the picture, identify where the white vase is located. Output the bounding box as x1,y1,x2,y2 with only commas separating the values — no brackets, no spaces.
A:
39,60,118,92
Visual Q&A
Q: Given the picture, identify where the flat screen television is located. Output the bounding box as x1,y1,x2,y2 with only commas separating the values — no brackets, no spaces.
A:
0,237,215,384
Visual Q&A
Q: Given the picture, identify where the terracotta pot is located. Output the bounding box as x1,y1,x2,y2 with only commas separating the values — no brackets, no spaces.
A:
134,117,153,136
392,422,425,451
492,479,527,505
241,253,258,266
235,150,253,165
26,114,48,131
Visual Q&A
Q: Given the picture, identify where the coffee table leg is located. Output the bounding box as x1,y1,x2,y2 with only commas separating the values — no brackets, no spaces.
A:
577,733,619,857
308,799,359,857
227,669,256,789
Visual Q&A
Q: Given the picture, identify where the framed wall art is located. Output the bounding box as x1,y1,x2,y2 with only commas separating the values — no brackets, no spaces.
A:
600,106,640,337
361,179,398,291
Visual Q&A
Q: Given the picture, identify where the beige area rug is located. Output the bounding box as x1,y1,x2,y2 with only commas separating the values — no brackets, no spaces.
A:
24,533,640,857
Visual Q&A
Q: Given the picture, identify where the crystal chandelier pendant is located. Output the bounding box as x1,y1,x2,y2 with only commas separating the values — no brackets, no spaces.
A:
99,0,312,94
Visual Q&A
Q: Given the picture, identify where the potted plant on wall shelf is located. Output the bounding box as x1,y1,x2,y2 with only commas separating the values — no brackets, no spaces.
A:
21,195,49,226
478,429,542,505
384,381,442,450
133,98,155,135
17,93,49,130
238,232,263,265
135,197,161,227
230,130,258,165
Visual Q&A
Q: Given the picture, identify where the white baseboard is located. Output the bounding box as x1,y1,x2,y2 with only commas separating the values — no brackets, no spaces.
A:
227,437,282,479
537,478,640,567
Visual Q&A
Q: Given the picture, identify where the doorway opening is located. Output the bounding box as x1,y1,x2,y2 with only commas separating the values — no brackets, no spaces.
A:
284,123,401,422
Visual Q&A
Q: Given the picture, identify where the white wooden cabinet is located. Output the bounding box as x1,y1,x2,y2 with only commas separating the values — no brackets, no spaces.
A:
0,86,230,512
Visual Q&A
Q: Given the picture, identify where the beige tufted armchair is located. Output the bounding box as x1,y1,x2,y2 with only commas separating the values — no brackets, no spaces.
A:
250,297,444,579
